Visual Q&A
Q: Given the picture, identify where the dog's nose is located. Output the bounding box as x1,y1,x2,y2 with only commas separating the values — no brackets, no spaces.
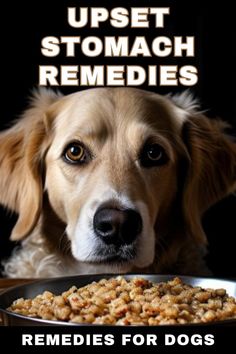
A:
93,208,142,245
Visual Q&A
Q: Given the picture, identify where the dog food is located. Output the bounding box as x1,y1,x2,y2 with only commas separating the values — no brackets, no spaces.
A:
8,277,236,325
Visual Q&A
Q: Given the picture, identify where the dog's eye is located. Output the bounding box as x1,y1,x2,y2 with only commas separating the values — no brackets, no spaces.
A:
63,143,90,164
140,143,168,167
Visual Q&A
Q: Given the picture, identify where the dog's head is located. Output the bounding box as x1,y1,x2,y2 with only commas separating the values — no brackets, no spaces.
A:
0,88,236,272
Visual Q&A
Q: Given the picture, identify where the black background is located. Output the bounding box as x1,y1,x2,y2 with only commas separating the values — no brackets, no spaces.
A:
0,0,235,277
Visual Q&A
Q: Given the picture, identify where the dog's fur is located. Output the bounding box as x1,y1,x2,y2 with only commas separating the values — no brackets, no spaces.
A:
0,88,236,278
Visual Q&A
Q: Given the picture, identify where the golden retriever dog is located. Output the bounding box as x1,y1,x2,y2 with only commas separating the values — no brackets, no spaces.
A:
0,88,235,278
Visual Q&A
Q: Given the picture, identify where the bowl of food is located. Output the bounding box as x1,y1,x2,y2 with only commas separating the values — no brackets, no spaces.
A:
0,274,236,326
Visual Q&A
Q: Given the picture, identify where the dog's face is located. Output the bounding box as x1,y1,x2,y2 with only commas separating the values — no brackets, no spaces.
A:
44,89,185,270
0,88,236,273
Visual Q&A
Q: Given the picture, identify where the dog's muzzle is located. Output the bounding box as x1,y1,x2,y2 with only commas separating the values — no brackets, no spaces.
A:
93,207,142,246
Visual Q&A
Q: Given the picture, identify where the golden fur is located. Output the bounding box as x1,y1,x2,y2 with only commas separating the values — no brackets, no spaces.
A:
0,88,235,278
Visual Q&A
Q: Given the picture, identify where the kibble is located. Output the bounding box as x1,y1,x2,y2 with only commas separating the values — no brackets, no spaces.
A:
8,277,236,325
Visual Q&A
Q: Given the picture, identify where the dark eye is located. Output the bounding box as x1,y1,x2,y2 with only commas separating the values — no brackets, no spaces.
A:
63,142,90,164
140,143,168,168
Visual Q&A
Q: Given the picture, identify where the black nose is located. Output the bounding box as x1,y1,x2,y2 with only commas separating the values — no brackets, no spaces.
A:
93,208,142,245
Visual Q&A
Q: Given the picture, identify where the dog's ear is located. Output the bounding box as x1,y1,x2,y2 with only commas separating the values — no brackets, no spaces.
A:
182,114,236,244
0,89,61,241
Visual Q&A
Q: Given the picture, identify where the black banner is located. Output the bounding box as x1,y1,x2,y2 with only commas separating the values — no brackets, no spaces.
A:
0,324,235,354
